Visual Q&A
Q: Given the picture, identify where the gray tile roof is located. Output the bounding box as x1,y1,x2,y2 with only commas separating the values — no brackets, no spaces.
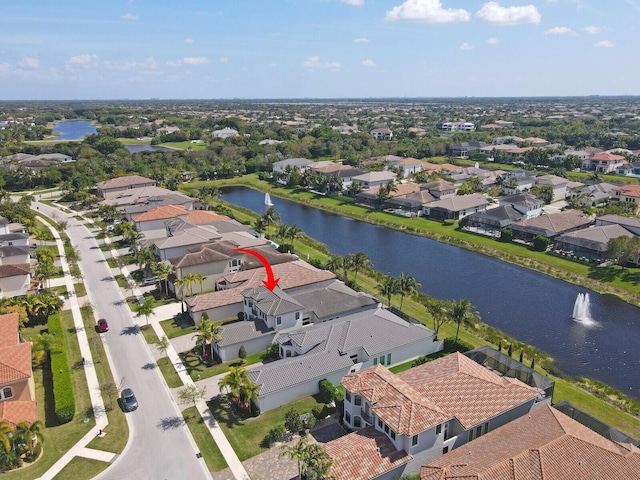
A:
250,307,435,396
242,286,304,316
290,281,377,320
218,319,274,347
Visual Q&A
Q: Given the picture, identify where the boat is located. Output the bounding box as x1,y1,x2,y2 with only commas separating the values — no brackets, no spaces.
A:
264,192,274,207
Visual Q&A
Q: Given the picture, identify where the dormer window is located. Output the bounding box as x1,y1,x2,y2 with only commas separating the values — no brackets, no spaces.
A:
276,316,282,325
0,387,13,400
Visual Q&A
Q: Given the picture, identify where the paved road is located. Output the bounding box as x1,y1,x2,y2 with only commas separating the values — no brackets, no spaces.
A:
37,202,211,480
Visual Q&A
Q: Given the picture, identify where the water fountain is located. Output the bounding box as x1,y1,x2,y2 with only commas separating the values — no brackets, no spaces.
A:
572,293,597,326
264,192,274,207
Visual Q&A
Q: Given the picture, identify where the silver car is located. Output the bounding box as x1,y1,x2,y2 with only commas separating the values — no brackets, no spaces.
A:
121,388,138,412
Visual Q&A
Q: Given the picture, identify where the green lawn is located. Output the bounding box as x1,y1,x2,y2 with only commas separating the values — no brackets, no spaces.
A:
208,395,323,461
157,141,208,150
51,457,109,480
157,357,183,388
139,324,160,344
160,317,197,339
182,407,228,472
180,347,268,382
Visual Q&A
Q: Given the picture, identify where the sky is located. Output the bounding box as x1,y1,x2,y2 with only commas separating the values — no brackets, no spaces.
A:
1,0,639,100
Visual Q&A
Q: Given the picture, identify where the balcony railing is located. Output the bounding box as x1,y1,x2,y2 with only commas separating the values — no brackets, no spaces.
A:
360,409,375,425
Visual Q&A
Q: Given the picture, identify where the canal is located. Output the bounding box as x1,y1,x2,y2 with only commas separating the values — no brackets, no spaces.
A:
221,187,640,400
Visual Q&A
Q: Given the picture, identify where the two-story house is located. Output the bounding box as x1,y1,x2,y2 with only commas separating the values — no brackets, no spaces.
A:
328,351,548,480
96,175,156,200
583,152,626,173
611,184,640,214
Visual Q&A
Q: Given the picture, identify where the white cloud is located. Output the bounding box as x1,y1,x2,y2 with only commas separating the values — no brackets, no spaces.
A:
354,37,369,43
544,26,577,35
362,59,377,67
183,57,210,65
219,57,228,63
184,38,194,44
104,56,158,73
165,60,182,67
18,57,40,69
0,63,11,75
269,63,277,68
120,13,139,20
595,40,614,47
303,56,341,69
339,0,364,5
475,2,541,26
67,54,98,65
460,42,474,50
385,0,471,24
487,37,499,45
584,25,600,34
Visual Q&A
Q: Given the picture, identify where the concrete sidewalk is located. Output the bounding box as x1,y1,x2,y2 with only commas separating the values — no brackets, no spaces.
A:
35,214,115,480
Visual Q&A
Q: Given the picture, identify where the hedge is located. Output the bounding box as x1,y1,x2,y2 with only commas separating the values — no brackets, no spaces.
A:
48,314,75,424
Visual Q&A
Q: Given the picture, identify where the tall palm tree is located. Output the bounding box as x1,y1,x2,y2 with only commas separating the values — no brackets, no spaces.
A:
135,297,155,326
174,277,187,315
135,244,157,274
351,252,371,287
156,336,171,359
13,420,43,457
151,261,174,296
279,435,309,480
218,366,249,399
397,272,421,312
238,379,260,411
288,224,303,247
262,207,281,238
193,273,208,294
182,273,199,296
304,443,334,480
377,275,400,307
0,420,13,453
276,223,290,243
451,298,478,347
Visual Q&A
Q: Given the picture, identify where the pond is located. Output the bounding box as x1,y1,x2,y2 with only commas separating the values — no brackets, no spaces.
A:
52,120,97,140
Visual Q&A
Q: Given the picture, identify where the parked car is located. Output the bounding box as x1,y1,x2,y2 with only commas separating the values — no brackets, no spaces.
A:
97,318,109,333
121,388,138,412
139,277,158,287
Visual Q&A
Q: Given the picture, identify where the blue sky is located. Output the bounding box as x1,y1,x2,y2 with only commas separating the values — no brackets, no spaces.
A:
1,0,639,100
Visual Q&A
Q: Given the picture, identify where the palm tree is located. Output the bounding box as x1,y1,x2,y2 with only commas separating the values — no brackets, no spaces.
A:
151,261,174,296
0,420,13,454
193,318,214,358
218,366,249,399
262,207,281,238
276,223,290,243
377,275,400,307
156,336,171,359
304,443,334,480
135,297,155,326
174,277,187,315
451,298,478,347
135,244,157,274
279,435,309,480
13,420,43,457
193,273,208,294
347,181,364,197
288,224,303,247
238,379,260,412
351,252,371,287
397,272,421,312
182,273,199,296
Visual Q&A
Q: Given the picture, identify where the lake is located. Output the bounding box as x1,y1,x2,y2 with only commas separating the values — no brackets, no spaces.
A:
221,187,640,400
52,120,97,140
125,144,175,153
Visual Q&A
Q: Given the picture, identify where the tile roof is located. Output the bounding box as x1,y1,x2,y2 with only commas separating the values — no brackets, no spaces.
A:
0,343,32,383
102,186,180,207
0,245,30,257
613,184,640,198
353,171,397,183
597,214,640,229
242,286,303,316
132,204,188,222
428,193,488,212
186,210,230,224
0,400,37,428
217,319,273,347
326,427,412,480
0,263,30,279
96,175,155,190
511,209,593,235
555,224,634,252
591,152,626,161
153,225,222,249
0,313,19,347
420,405,640,480
186,261,336,312
289,280,377,320
398,353,540,429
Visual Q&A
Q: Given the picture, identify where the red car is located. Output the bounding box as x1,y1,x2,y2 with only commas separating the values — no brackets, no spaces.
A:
97,319,109,333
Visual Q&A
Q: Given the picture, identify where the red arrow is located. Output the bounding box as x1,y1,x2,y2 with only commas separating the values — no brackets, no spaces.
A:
233,248,280,291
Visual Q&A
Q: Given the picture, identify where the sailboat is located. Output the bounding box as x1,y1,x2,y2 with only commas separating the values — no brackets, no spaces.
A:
264,192,274,207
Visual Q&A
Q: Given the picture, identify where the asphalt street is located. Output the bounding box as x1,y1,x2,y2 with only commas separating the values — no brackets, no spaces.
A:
37,201,211,480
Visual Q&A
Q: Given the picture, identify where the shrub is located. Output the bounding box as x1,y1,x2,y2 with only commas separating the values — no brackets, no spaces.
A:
237,311,245,321
312,404,325,420
304,413,316,430
443,219,455,226
443,337,474,353
284,407,302,433
532,235,549,252
277,243,294,254
499,228,514,243
238,345,247,362
318,379,337,404
265,424,286,446
48,314,75,424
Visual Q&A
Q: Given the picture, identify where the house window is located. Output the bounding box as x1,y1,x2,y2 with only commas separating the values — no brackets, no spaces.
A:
295,312,300,320
384,424,389,434
354,395,362,406
345,392,351,403
436,424,442,435
373,358,377,365
378,419,383,429
412,434,418,446
443,446,449,454
276,316,282,325
483,423,489,435
476,426,482,438
468,431,473,442
354,417,361,428
345,411,351,425
386,353,391,365
0,387,12,400
379,355,385,366
350,354,358,364
390,430,396,441
302,317,310,326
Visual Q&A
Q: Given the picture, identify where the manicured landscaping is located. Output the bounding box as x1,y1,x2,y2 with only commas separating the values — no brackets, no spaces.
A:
139,324,160,344
157,357,183,388
50,457,109,480
180,347,269,382
182,407,228,472
208,394,323,461
160,317,197,339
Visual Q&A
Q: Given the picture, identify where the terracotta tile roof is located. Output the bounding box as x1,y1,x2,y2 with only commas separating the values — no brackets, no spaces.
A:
96,175,155,190
186,210,230,224
591,152,625,161
422,162,461,173
326,427,412,480
420,405,640,480
0,343,32,384
186,261,335,312
342,364,450,436
0,313,19,347
0,400,37,427
399,353,540,429
0,263,30,279
131,204,188,222
613,184,640,198
511,209,593,235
